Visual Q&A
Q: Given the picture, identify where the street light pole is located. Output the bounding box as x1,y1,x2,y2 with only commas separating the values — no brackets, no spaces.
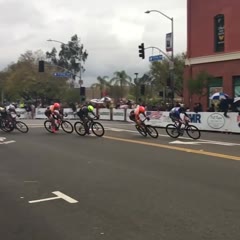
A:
145,10,174,105
134,73,139,103
47,39,82,87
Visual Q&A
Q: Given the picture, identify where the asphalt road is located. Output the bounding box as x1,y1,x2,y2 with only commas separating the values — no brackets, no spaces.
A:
0,120,240,240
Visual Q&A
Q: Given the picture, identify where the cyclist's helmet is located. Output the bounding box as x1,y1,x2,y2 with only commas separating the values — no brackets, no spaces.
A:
53,103,60,109
88,105,94,112
139,106,145,113
9,104,16,110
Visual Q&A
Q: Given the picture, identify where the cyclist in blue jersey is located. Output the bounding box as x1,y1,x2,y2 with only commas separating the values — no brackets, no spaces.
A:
169,104,189,132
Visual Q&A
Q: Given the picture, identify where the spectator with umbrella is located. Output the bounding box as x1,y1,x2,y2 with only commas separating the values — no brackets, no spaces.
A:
210,92,230,117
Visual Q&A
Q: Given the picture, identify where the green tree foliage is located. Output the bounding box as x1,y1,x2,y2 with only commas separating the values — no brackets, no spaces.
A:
149,52,186,97
188,71,215,101
110,70,132,98
3,50,68,104
46,34,88,86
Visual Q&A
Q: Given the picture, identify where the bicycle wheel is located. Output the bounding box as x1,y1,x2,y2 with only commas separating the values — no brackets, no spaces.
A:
1,119,14,132
166,124,180,138
44,120,54,133
15,121,29,133
186,125,201,140
74,121,86,136
61,120,73,134
91,122,105,137
135,125,147,137
146,125,159,138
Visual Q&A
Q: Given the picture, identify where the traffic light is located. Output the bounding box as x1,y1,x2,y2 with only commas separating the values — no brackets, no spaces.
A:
38,60,44,72
138,43,145,59
80,87,86,96
140,84,145,95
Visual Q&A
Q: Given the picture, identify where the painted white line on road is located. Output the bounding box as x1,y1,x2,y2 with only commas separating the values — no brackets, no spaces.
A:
29,191,78,204
170,140,240,146
0,140,16,145
170,140,200,145
52,191,78,203
29,196,60,203
0,137,6,141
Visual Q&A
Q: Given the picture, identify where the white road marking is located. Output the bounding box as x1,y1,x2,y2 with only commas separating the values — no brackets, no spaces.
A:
169,140,200,145
170,140,240,146
52,191,78,203
29,196,60,203
0,140,16,145
29,191,78,204
0,137,6,141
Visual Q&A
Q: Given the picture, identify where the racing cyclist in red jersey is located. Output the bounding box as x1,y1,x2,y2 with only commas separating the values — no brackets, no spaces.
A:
129,105,149,126
45,102,62,133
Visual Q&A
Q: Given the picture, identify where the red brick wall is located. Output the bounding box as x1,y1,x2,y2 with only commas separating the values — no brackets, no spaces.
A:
184,0,240,110
184,59,240,110
187,0,240,58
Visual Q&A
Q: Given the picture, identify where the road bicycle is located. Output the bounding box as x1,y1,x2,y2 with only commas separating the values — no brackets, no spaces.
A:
74,117,105,137
44,113,73,134
135,118,159,138
165,116,201,139
0,112,29,133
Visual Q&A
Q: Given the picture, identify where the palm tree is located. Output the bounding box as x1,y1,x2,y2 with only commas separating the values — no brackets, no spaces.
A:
91,76,110,98
131,73,153,102
110,71,132,98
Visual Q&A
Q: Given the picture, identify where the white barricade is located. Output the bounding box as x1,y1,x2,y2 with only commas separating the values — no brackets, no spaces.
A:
99,108,111,120
35,108,47,119
112,109,125,121
16,108,28,119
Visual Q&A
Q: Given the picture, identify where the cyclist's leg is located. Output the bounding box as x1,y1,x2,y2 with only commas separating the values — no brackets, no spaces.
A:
80,115,89,134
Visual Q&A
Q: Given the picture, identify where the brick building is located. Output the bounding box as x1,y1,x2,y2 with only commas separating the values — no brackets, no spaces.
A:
184,0,240,110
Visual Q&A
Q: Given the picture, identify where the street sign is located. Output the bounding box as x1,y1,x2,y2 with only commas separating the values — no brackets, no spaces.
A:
54,72,72,78
149,55,163,62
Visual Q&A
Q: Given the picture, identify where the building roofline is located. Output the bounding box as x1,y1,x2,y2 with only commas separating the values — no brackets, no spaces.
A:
185,51,240,65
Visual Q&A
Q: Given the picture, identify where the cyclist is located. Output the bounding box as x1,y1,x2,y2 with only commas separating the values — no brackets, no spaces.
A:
5,103,19,120
77,104,98,134
169,104,189,133
45,102,62,133
129,105,149,126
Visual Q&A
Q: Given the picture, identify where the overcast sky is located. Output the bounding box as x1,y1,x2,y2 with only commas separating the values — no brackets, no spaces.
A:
0,0,187,86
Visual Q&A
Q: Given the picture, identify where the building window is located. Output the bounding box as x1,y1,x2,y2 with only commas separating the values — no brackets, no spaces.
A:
233,76,240,97
214,14,225,52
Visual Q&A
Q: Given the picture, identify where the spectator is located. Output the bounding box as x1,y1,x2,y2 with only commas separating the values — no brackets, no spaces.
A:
31,104,36,119
219,98,229,117
207,104,215,112
193,102,203,113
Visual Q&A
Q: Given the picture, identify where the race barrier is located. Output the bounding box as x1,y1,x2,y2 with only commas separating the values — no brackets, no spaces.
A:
16,108,240,133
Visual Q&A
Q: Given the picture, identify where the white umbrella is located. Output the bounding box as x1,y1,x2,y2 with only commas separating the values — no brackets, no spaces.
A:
90,99,101,104
233,97,240,103
210,92,229,100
